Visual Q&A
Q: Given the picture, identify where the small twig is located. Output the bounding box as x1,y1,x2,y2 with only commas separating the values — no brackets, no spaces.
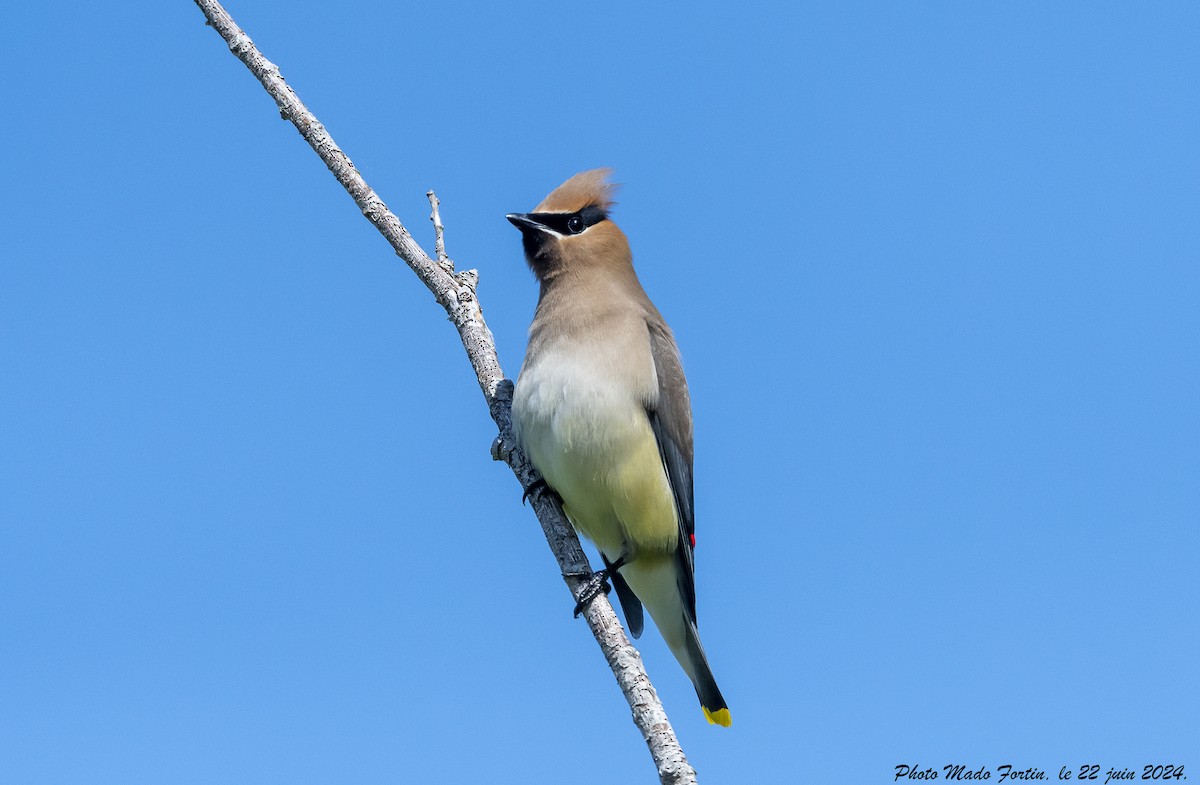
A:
426,190,451,271
192,2,698,783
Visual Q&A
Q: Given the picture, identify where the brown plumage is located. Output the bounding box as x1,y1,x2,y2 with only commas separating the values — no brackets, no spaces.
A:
506,169,730,726
533,167,619,213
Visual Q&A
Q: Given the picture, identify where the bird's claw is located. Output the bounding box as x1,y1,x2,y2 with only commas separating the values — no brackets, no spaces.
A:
522,477,551,506
571,555,627,617
573,569,613,617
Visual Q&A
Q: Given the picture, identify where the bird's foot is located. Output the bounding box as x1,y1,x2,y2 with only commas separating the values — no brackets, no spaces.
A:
521,477,552,506
572,571,613,617
571,555,628,618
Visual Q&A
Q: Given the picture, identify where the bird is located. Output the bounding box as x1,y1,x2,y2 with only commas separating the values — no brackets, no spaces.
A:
506,168,730,727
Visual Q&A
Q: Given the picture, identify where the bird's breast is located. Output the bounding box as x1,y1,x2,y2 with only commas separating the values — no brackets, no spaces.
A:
513,343,649,473
512,341,676,557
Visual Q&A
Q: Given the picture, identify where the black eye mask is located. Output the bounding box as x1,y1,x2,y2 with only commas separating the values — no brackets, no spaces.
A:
526,204,609,235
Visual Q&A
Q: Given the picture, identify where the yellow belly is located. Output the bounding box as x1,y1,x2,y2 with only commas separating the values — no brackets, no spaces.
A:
517,393,677,559
554,425,678,559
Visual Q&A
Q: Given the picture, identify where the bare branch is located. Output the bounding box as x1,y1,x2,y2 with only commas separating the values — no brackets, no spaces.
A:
192,2,698,782
426,190,451,271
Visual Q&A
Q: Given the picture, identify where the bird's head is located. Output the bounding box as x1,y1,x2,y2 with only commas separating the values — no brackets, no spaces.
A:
507,168,630,281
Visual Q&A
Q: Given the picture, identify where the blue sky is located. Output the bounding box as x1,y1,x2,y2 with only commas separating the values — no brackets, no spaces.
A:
2,2,1197,783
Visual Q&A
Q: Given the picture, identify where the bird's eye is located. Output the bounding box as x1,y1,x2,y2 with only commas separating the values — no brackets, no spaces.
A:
567,215,585,234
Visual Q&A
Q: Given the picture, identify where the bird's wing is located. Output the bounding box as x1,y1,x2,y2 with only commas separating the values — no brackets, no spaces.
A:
646,319,698,623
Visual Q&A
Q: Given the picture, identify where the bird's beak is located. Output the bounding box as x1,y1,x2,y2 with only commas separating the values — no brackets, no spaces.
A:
506,213,545,232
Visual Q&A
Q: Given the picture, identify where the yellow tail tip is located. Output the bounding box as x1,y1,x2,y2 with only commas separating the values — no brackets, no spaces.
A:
703,706,732,727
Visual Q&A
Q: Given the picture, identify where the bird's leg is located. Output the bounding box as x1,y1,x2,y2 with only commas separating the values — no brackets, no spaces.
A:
572,554,628,618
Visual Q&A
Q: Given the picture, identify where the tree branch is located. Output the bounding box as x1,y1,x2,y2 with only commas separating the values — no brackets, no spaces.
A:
192,2,698,782
426,190,451,270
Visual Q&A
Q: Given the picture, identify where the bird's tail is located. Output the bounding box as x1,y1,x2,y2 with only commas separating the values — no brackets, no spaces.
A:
681,618,731,726
622,555,731,726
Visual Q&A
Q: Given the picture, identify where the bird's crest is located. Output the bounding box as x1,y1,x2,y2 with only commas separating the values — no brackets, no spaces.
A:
535,168,620,214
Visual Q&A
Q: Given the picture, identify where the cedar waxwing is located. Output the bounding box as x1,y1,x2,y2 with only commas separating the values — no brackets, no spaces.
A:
506,169,730,727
